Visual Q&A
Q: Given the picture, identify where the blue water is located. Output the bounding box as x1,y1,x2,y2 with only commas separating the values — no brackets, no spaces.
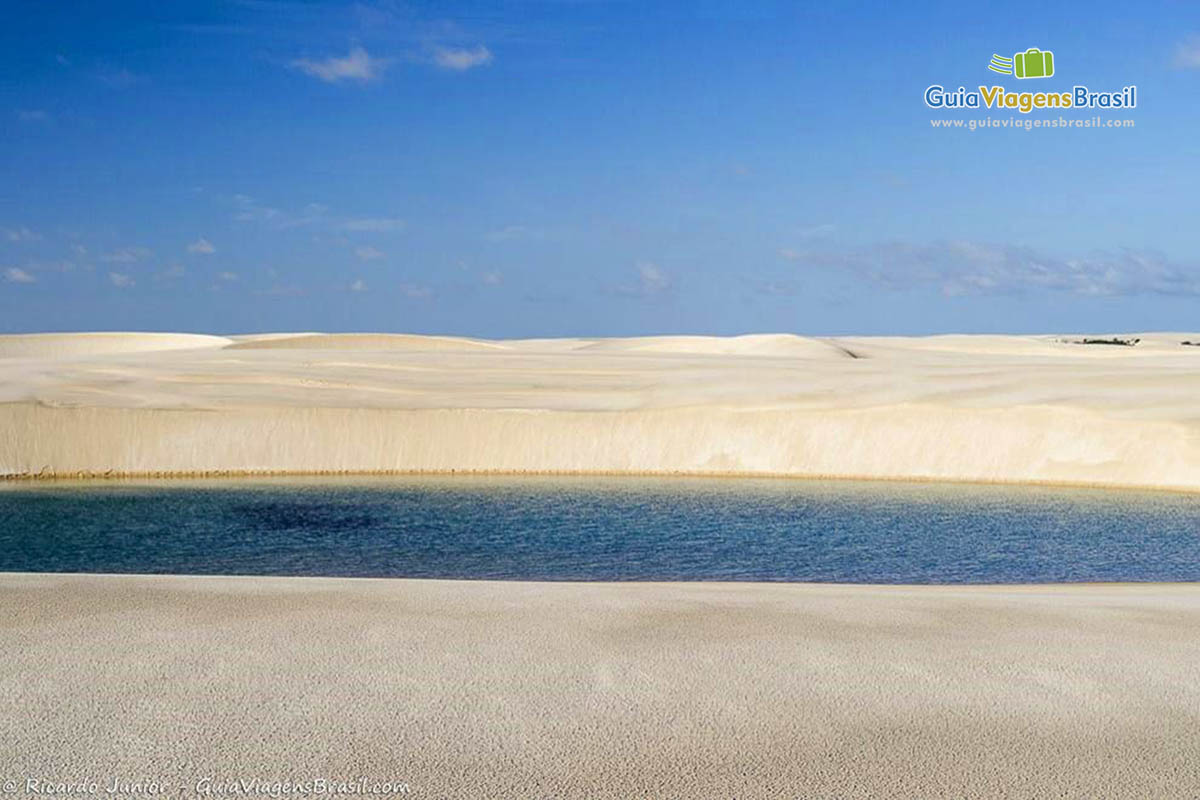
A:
0,476,1198,583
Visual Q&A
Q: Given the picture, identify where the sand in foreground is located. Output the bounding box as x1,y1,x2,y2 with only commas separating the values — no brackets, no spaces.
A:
2,573,1198,798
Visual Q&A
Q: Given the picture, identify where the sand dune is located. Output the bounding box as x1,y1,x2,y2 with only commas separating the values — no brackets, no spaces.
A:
0,332,231,358
3,574,1198,798
576,333,852,357
845,332,1193,358
226,332,508,351
3,330,1200,488
224,332,322,343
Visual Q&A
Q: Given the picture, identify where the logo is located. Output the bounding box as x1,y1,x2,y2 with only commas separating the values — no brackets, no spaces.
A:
924,45,1136,115
989,48,1055,79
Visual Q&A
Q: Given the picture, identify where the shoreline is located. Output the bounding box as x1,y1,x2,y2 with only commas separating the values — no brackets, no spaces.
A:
6,463,1200,496
6,570,1200,588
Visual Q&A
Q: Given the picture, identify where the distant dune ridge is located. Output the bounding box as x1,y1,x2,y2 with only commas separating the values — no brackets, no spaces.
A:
0,331,232,358
3,330,1200,489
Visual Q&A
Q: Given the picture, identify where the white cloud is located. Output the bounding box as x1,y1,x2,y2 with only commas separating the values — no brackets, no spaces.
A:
341,217,405,232
481,270,502,286
784,240,1200,297
20,259,73,274
797,223,836,239
108,272,134,288
98,68,142,89
289,204,329,227
102,247,151,263
255,284,305,297
231,195,326,228
1174,35,1200,68
188,238,215,254
432,45,493,71
748,279,800,297
400,283,432,299
16,110,49,123
354,245,384,261
485,225,540,242
617,262,671,297
218,271,238,282
3,226,41,242
778,225,836,257
3,267,35,284
637,262,669,293
350,279,367,292
232,194,282,223
290,46,387,83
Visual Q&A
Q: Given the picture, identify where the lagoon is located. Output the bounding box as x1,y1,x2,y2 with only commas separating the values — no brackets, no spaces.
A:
1,476,1197,583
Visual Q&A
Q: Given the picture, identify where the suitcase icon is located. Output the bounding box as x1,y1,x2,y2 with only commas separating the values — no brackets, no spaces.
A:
1014,48,1054,79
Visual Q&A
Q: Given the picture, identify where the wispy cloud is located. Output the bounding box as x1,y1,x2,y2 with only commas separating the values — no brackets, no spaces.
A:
431,45,493,71
188,237,216,254
354,245,384,261
3,226,41,242
797,223,836,239
229,195,411,239
400,283,433,299
218,271,238,282
17,259,74,275
165,23,256,36
638,262,670,293
481,270,502,286
485,225,541,242
617,262,671,297
782,240,1200,297
101,247,152,264
746,278,801,297
108,272,134,288
232,194,284,224
1173,35,1200,68
15,109,50,123
3,267,36,284
290,46,387,83
98,68,143,89
256,284,306,297
778,224,837,260
341,217,405,232
350,279,367,292
232,195,327,228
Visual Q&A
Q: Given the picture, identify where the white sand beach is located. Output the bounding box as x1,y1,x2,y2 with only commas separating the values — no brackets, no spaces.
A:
1,573,1197,798
2,331,1200,490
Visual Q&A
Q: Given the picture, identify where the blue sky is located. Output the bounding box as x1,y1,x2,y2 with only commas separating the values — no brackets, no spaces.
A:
2,0,1199,336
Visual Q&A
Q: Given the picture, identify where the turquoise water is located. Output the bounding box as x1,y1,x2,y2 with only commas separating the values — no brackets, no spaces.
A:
0,476,1198,583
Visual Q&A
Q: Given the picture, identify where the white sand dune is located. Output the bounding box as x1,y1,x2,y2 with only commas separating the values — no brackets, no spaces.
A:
846,332,1191,358
3,573,1198,798
226,332,508,351
576,333,852,357
0,331,231,359
3,330,1200,488
224,332,323,343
